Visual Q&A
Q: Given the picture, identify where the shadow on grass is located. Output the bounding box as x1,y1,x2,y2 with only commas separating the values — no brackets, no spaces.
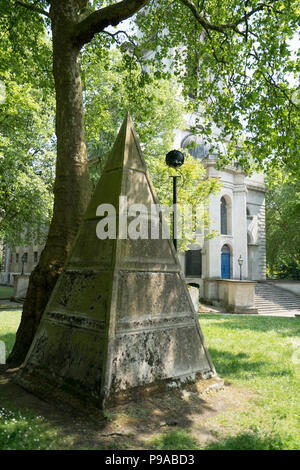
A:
150,429,199,450
205,429,298,450
0,364,218,450
206,348,293,382
199,314,300,338
146,427,299,450
208,348,261,379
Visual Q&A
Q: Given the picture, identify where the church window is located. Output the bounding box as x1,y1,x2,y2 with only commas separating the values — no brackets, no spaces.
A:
220,197,228,234
181,134,209,160
185,249,202,277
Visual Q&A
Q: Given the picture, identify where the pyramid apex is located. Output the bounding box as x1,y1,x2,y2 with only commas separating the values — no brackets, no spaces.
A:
102,112,145,174
123,111,133,131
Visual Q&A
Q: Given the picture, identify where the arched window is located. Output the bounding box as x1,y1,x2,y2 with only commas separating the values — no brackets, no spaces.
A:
181,134,209,160
220,197,227,234
181,134,220,160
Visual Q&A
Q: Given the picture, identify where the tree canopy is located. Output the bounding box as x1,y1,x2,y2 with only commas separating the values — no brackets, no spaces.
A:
5,0,299,174
82,45,185,181
266,173,300,279
134,0,299,174
0,3,55,245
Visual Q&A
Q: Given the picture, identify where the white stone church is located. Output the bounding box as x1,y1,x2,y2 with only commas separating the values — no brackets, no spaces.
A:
174,120,266,292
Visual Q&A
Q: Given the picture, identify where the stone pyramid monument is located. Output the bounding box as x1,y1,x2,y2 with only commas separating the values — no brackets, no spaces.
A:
16,114,215,408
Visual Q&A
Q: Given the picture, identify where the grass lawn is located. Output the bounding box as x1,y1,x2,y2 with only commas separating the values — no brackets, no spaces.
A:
195,314,300,450
0,311,299,450
0,286,13,299
0,310,21,356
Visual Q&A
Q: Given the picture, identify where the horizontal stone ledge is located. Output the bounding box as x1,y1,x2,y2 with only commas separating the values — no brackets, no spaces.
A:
44,312,106,333
116,322,198,336
206,278,257,285
65,265,181,273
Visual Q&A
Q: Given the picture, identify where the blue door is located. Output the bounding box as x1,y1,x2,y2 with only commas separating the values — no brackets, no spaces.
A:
221,252,231,279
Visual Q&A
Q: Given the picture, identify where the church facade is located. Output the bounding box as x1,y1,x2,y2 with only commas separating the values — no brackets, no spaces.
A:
174,127,267,290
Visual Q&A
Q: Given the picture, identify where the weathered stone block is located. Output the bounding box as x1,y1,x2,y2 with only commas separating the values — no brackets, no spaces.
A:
13,274,29,300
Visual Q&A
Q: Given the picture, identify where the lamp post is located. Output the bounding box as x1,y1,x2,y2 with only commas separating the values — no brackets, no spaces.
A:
165,150,184,251
21,254,26,275
238,254,244,280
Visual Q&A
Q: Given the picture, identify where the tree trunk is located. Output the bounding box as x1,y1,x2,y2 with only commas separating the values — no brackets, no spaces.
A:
8,1,91,366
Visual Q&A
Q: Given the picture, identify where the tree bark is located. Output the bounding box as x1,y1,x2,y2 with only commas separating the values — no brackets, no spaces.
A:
8,0,91,366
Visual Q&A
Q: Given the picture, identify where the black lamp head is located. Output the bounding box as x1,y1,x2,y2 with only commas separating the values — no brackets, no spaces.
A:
165,150,184,169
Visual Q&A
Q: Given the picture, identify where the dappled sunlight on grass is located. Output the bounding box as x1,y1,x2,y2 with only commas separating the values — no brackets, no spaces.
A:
0,404,61,450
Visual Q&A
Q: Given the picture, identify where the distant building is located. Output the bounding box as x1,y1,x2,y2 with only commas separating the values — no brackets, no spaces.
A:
0,243,44,286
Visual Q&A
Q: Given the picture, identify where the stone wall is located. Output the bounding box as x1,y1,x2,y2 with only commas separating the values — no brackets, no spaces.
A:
203,279,257,314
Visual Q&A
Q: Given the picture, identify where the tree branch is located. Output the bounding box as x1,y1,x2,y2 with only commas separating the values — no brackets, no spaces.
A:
102,29,136,47
249,48,299,110
14,0,51,18
72,0,149,48
179,0,273,35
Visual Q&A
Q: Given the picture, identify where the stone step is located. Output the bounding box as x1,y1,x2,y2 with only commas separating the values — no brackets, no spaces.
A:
255,296,300,305
255,303,300,308
254,282,300,316
256,305,300,308
256,300,297,302
255,300,300,303
255,302,300,308
257,308,300,312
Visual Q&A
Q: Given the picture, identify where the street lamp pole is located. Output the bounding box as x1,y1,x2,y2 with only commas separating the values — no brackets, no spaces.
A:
21,253,26,275
165,150,185,252
171,175,178,251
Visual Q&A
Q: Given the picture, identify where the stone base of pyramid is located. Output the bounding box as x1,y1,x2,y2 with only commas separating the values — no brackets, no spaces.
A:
14,114,216,409
16,362,215,411
15,287,216,409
